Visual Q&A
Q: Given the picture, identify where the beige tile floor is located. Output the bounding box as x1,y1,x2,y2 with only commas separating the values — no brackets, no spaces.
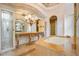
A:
24,44,76,56
0,43,35,56
0,42,77,56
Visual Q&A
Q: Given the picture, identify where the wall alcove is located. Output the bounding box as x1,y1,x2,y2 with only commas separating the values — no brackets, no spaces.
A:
50,16,57,35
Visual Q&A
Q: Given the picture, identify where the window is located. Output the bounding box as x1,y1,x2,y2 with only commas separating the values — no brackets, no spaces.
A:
64,15,74,36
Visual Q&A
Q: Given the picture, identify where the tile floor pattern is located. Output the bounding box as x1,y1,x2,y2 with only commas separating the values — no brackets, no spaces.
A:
0,42,77,56
0,43,35,56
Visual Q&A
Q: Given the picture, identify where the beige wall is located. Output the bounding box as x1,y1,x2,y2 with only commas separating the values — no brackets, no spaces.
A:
45,3,74,37
13,3,74,37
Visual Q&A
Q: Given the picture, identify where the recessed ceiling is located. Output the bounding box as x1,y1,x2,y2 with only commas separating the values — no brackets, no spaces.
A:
42,3,59,7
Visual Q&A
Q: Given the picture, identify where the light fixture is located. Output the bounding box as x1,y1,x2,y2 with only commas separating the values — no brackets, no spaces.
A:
22,14,39,26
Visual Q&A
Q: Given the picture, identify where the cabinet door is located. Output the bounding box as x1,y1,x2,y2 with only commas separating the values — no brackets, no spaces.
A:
1,10,13,51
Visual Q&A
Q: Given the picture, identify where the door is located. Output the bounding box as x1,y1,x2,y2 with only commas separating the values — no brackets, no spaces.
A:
1,10,13,51
50,16,57,36
50,20,56,35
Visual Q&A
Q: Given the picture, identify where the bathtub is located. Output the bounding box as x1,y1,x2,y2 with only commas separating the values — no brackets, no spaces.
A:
44,36,72,50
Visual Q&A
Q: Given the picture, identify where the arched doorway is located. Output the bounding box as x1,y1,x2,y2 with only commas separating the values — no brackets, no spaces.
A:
50,16,57,35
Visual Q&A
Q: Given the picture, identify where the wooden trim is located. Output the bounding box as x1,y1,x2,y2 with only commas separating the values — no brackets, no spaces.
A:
74,3,77,50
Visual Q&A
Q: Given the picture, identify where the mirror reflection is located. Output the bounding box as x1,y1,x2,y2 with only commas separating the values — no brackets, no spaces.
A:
15,20,24,32
15,14,39,32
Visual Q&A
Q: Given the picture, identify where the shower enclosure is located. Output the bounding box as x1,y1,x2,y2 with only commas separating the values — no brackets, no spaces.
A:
0,9,14,52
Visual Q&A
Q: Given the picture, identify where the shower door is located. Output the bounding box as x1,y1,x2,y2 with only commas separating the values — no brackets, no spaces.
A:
1,10,13,51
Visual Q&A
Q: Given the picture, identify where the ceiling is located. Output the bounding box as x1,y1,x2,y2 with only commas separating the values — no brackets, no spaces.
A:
5,3,60,8
3,3,60,18
42,3,59,7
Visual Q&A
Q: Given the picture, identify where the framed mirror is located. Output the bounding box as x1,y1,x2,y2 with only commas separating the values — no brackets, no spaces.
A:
15,20,24,32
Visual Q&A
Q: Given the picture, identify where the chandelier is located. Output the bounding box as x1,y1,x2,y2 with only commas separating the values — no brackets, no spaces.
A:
22,14,38,26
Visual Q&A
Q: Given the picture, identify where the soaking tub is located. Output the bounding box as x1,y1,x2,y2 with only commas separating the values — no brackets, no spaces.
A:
44,36,72,50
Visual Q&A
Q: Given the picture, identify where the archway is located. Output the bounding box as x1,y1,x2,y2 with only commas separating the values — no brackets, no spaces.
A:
50,15,57,35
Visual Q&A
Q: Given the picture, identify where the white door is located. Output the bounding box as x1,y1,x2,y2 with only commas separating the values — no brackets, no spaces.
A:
1,10,13,52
